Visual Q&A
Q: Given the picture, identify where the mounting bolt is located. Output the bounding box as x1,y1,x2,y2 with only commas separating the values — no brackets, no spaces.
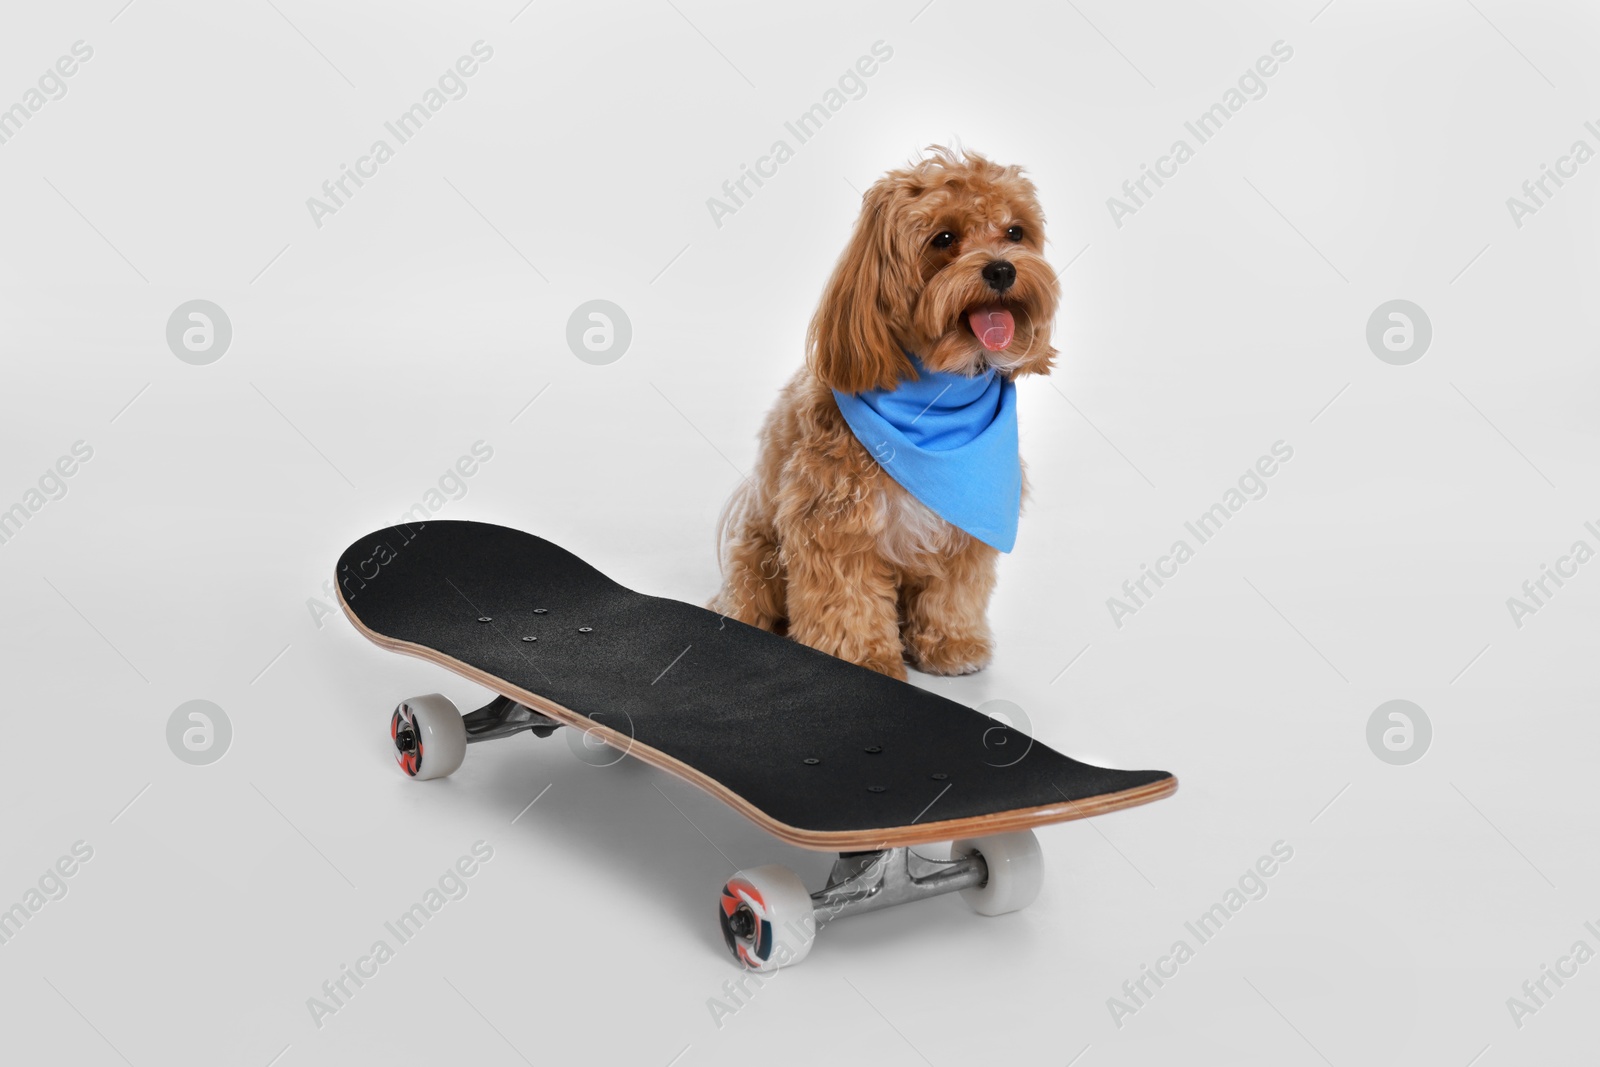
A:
867,785,887,793
533,608,548,614
477,616,492,623
578,626,593,633
864,746,882,754
521,636,537,643
931,773,948,780
803,758,821,766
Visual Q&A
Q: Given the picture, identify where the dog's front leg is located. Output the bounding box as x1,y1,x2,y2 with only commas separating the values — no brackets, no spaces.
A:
782,525,906,680
901,538,998,676
713,529,786,632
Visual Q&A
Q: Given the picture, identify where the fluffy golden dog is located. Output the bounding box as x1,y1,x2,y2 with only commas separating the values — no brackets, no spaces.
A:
712,147,1060,679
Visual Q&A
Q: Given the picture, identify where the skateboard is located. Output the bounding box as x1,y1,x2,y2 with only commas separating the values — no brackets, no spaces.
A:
337,520,1176,969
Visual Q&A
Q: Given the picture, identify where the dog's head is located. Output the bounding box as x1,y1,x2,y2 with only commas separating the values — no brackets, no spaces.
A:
808,146,1060,393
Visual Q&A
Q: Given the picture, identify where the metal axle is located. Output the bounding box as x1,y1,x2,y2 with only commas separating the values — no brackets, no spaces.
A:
809,847,988,925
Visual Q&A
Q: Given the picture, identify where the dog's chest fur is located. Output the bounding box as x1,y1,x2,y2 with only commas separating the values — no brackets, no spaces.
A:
872,479,966,570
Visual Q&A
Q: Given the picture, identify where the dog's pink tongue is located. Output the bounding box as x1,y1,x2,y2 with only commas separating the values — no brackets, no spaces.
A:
968,306,1015,352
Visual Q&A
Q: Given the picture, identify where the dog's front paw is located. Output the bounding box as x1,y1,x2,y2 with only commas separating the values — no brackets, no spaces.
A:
859,653,910,681
904,630,992,676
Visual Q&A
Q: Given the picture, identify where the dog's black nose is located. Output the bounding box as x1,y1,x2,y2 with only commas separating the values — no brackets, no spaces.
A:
982,260,1016,292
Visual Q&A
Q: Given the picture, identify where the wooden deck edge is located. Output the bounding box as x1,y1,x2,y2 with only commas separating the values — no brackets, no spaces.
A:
340,590,1178,852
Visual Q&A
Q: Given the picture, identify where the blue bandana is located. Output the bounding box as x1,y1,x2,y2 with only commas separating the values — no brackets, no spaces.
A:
832,355,1021,552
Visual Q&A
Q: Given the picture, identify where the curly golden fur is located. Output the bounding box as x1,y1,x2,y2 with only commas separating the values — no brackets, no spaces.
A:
712,147,1060,680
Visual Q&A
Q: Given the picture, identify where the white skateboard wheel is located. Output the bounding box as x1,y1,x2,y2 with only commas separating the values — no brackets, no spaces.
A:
717,864,816,971
951,830,1043,916
390,694,466,780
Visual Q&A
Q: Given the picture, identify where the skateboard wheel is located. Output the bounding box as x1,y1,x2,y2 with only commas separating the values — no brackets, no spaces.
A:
717,864,815,971
950,830,1043,916
390,694,467,781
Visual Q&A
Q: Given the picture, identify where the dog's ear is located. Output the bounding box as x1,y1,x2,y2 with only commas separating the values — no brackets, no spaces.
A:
807,179,915,394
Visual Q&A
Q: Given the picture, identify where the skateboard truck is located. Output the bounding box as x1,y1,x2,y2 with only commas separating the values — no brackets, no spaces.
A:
388,694,561,781
811,848,987,922
720,852,984,937
463,694,563,742
718,831,1043,971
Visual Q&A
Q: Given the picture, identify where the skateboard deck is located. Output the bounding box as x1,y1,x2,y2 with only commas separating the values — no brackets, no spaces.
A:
337,520,1176,851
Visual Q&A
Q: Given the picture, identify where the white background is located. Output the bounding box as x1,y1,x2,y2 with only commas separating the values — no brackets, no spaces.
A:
2,1,1597,1064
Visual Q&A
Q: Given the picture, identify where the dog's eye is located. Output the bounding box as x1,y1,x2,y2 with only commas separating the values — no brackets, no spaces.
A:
930,231,956,249
1005,225,1025,242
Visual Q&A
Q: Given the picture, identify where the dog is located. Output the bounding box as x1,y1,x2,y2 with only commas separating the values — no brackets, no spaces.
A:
712,146,1060,680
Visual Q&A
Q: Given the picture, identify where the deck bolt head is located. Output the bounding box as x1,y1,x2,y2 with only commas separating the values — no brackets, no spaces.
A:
867,785,887,793
477,616,492,623
864,745,882,754
803,758,820,766
521,636,537,643
578,626,593,633
533,608,548,614
931,773,949,780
